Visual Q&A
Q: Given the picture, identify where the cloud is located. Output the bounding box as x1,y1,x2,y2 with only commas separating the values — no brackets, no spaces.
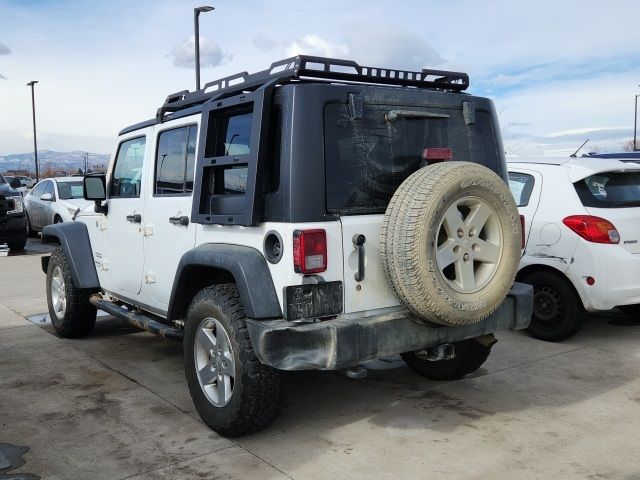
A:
285,35,349,58
343,27,444,70
0,41,10,55
169,35,231,69
0,73,7,80
252,34,278,53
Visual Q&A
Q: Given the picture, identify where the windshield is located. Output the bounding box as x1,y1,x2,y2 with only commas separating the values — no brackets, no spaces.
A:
575,171,640,208
57,181,84,200
0,173,6,185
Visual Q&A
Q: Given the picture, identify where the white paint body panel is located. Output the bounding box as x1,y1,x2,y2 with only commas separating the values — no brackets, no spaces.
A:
510,158,640,311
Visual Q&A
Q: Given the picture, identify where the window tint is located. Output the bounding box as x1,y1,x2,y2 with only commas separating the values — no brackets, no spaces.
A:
57,181,84,200
110,136,146,198
31,182,46,197
508,172,535,207
205,106,253,157
155,125,197,195
43,181,55,197
575,172,640,208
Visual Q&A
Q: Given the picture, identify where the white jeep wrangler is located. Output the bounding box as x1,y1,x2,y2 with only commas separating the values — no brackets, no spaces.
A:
41,56,532,437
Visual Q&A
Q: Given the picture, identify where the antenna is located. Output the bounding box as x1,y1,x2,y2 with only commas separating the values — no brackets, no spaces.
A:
570,138,590,158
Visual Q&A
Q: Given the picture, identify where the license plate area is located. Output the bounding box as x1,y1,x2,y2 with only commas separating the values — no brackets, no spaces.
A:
285,281,343,321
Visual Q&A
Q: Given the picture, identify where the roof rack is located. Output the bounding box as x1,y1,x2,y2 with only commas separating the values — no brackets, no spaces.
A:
156,55,469,121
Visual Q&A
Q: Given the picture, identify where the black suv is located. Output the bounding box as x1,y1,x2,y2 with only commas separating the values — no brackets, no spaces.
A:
0,173,27,251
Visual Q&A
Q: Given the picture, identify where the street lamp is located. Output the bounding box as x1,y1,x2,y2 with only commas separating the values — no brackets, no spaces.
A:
634,86,640,152
26,80,39,182
194,5,214,91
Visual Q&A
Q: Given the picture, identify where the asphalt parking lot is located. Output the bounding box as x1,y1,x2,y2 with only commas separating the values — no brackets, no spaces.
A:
2,240,640,479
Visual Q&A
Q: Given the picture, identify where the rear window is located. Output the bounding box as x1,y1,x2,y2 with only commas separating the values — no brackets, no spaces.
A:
508,172,535,207
574,172,640,208
324,102,499,214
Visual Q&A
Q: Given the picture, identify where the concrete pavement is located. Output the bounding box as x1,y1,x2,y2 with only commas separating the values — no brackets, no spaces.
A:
2,242,640,479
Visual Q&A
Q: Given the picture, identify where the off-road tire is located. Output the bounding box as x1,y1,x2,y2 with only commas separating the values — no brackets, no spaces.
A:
7,235,27,251
401,339,491,381
380,161,521,326
184,284,283,437
46,247,97,337
522,270,583,342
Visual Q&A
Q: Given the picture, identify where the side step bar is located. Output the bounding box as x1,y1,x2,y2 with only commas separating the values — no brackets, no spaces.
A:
89,294,183,341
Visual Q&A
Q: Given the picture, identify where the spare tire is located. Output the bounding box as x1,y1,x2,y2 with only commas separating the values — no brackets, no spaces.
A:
380,161,521,326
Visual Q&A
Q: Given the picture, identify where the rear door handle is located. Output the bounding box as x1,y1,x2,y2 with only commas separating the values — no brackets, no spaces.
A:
352,234,366,282
169,215,189,226
126,213,142,223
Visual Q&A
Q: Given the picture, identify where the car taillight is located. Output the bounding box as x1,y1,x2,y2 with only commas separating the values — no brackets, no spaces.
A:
562,215,620,244
293,229,327,274
519,214,525,248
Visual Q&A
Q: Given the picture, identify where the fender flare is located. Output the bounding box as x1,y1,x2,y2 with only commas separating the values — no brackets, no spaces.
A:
168,244,282,320
41,222,100,289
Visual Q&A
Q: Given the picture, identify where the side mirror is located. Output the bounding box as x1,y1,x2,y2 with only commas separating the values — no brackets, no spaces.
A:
10,177,21,189
40,193,53,201
83,174,108,214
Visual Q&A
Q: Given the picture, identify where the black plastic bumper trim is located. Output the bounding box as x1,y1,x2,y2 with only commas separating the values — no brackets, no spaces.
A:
246,282,533,371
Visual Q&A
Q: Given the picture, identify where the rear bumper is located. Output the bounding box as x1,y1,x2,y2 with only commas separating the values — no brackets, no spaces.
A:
247,282,533,370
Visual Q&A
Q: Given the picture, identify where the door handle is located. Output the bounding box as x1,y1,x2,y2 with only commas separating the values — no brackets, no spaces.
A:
126,213,142,223
169,215,189,226
352,234,366,282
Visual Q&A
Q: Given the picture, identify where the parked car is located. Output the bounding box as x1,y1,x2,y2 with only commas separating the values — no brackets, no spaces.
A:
19,176,36,188
0,173,27,250
23,177,92,235
508,156,640,341
4,176,28,196
40,56,531,437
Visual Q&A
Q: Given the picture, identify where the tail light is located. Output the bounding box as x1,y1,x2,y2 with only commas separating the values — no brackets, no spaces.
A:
293,229,327,274
562,215,620,244
519,214,525,248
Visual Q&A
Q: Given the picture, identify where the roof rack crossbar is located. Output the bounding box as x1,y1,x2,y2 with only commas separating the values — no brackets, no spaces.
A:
156,55,469,121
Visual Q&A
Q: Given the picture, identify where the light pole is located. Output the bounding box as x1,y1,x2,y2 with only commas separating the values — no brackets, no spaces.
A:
27,80,39,182
634,87,639,151
194,5,214,91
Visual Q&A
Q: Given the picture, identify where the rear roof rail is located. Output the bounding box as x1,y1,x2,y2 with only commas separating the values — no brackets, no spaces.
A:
155,55,469,122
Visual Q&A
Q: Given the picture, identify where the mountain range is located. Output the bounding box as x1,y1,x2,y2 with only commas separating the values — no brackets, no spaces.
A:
0,150,110,175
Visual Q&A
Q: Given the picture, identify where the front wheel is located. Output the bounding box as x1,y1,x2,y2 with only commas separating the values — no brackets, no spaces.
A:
401,339,492,381
46,247,97,337
184,284,283,437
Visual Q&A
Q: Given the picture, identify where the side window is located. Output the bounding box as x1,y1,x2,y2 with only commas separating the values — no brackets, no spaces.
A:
155,125,198,195
110,136,146,198
508,172,535,207
31,182,46,197
44,181,55,198
205,107,253,158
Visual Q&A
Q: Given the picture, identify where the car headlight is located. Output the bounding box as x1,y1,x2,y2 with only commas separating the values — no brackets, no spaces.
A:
7,195,23,214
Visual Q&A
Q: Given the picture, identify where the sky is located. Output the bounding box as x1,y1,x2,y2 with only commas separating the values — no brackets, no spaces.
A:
0,0,639,157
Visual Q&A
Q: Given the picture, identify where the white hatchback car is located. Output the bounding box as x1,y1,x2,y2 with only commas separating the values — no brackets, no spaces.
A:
23,177,92,235
508,157,640,341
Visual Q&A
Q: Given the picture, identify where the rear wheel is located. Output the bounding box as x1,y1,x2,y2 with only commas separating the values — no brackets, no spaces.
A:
522,270,583,342
46,247,97,337
184,284,283,437
401,339,492,381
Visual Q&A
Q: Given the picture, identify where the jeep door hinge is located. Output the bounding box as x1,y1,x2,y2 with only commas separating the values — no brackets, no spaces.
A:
143,272,156,284
142,223,154,236
98,219,107,231
100,259,109,271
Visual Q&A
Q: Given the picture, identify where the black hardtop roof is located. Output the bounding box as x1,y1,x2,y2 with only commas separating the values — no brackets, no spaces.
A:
120,55,470,136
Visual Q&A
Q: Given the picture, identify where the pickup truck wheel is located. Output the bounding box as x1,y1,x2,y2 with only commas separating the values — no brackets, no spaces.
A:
7,235,27,251
381,161,521,326
184,284,283,437
522,271,584,342
46,247,97,338
401,339,491,381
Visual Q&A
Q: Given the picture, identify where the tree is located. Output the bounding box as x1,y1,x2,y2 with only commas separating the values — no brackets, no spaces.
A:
76,167,84,175
622,139,637,152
